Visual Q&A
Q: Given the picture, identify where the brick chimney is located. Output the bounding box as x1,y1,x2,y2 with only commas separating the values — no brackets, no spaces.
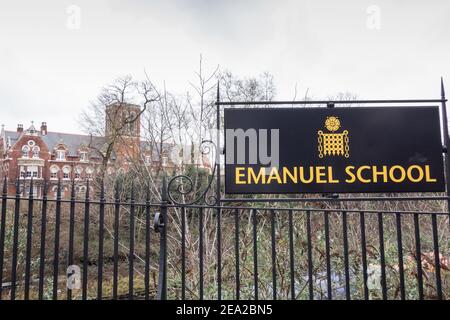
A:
17,124,23,133
41,122,47,135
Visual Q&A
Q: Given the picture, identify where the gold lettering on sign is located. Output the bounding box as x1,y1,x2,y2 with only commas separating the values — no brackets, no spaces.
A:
234,165,438,185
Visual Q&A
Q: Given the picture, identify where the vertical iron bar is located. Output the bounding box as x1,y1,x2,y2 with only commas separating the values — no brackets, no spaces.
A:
145,188,151,300
52,180,62,300
24,179,34,300
82,181,90,300
288,209,295,300
439,79,450,300
112,182,120,300
0,178,7,300
67,180,76,300
199,207,204,300
10,180,21,300
38,182,48,300
128,183,135,300
395,213,405,300
156,176,168,300
97,183,105,300
234,208,240,300
306,210,313,300
324,211,332,300
252,209,258,300
359,212,369,300
378,212,387,300
216,206,222,300
270,210,277,300
342,211,350,300
216,83,222,300
431,213,442,299
440,78,450,213
413,213,424,300
180,206,186,300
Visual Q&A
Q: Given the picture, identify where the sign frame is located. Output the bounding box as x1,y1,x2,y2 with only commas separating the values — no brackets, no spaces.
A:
223,105,446,194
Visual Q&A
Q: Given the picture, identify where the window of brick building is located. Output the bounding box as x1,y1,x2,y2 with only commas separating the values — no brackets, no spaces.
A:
80,151,88,162
85,167,93,180
74,166,82,180
56,150,66,160
22,145,30,158
27,166,38,178
32,146,40,158
62,166,71,180
50,165,59,180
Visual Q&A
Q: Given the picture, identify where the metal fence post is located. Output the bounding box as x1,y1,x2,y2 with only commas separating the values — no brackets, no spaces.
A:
440,78,450,212
156,175,168,300
216,83,222,300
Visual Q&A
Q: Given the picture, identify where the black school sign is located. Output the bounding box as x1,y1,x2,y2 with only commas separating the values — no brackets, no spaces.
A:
224,107,445,194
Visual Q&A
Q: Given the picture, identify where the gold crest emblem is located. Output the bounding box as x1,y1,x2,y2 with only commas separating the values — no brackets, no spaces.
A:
318,116,349,158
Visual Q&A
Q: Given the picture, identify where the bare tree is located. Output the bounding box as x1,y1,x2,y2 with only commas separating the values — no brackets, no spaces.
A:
219,70,276,105
79,75,160,185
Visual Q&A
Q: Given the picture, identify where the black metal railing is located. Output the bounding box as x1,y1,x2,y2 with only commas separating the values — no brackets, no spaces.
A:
165,204,448,300
0,178,162,300
0,177,449,300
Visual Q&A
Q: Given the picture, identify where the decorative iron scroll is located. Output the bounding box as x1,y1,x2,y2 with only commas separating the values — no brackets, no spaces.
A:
167,140,219,206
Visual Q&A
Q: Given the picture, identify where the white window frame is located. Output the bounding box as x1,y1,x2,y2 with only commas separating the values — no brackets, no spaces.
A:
50,165,60,180
80,151,88,162
56,150,66,161
32,146,40,158
62,166,71,180
22,145,30,158
26,165,39,179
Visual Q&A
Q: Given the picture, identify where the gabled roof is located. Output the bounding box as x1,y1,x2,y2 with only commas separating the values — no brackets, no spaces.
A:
42,132,105,156
2,130,20,148
3,130,105,157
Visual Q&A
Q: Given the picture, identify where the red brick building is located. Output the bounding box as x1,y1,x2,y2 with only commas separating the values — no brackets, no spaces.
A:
0,103,210,198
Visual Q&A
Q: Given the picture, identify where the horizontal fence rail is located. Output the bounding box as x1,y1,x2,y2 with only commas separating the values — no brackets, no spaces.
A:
0,178,449,300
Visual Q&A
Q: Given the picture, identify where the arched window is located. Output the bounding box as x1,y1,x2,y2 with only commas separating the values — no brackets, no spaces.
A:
50,165,60,180
52,185,58,196
22,145,30,158
75,166,83,179
32,146,40,158
85,167,93,180
76,185,87,195
62,166,71,180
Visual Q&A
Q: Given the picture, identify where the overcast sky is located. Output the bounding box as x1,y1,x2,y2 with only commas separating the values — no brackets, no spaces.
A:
0,0,449,134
